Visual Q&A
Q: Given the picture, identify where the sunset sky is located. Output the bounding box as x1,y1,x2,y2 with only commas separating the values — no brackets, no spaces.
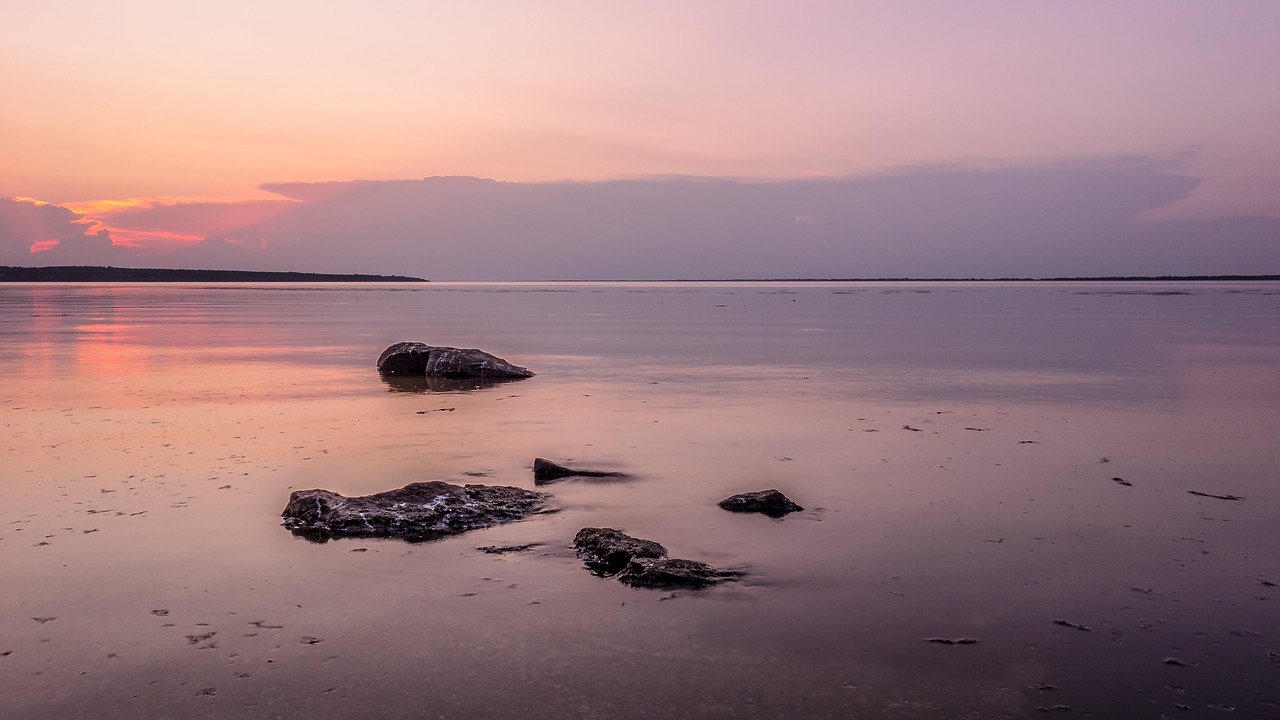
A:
3,1,1278,278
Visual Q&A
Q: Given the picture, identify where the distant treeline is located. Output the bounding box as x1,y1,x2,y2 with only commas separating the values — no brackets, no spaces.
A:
1040,275,1280,281
0,266,426,282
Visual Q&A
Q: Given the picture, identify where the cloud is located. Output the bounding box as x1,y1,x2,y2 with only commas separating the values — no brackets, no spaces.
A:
167,158,1278,279
13,157,1279,278
0,198,136,264
258,181,374,204
64,197,300,253
32,228,137,266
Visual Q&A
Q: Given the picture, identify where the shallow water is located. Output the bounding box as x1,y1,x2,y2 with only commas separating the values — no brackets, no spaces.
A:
2,281,1278,718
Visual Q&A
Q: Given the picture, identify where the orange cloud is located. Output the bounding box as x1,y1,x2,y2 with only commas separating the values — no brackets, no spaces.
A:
96,227,206,250
60,196,299,253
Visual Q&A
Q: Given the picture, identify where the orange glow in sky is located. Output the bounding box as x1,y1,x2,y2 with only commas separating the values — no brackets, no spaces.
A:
49,196,297,252
4,3,1278,217
91,227,206,251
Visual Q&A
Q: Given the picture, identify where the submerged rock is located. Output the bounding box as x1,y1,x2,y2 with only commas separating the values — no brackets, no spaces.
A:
477,544,538,554
281,481,551,542
717,489,804,517
533,458,625,484
1187,490,1245,501
377,342,534,379
573,527,666,574
924,637,979,645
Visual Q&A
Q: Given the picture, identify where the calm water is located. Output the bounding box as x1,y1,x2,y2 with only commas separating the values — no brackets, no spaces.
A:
2,281,1278,719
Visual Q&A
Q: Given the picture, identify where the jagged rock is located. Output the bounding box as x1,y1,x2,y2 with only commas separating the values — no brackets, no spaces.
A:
572,527,737,589
533,458,625,484
573,527,666,573
377,342,534,379
717,489,804,517
617,557,731,589
281,481,551,542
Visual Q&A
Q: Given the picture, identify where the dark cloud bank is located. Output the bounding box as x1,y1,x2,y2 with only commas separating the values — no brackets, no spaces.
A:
6,158,1278,279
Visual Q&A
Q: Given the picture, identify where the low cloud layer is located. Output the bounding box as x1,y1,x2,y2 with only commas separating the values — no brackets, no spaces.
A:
9,158,1279,279
0,199,122,263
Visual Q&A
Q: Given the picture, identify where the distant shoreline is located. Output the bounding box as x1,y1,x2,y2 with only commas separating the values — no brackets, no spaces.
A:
671,275,1280,282
2,266,1276,283
0,266,427,282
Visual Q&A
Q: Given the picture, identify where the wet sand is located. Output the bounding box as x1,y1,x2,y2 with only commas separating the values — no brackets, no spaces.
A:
2,281,1278,718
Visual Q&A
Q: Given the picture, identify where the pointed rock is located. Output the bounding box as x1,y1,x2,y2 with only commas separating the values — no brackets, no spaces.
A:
533,458,625,484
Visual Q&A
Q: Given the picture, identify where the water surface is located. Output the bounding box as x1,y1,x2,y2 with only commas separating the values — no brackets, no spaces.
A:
3,281,1278,718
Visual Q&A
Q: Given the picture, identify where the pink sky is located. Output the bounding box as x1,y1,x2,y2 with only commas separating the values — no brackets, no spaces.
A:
2,1,1279,277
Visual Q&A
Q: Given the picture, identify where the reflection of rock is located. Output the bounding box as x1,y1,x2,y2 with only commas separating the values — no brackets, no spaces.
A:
281,481,551,543
573,527,737,588
381,374,524,393
717,489,803,517
533,458,625,484
377,342,534,379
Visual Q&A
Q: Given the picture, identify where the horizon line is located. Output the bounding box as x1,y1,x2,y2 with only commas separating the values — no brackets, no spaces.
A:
2,265,1278,284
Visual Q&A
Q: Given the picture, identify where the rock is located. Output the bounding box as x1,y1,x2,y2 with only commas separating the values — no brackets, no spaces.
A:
924,637,979,645
477,544,537,554
281,481,551,542
572,527,737,589
1187,490,1245,501
377,342,534,379
717,489,804,517
573,527,666,574
617,557,729,589
533,458,625,484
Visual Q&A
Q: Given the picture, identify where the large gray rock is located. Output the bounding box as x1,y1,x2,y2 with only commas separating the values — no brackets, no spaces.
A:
377,342,534,379
282,481,551,542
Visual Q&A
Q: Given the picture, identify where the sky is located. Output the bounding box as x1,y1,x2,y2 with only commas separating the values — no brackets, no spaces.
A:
2,1,1278,278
